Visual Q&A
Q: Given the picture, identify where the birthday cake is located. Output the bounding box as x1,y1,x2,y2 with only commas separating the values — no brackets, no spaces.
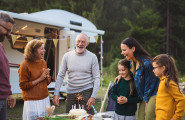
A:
69,109,87,116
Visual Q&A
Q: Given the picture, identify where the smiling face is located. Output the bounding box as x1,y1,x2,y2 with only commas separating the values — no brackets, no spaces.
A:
121,44,135,61
152,62,165,78
75,34,88,54
118,64,130,79
35,44,45,60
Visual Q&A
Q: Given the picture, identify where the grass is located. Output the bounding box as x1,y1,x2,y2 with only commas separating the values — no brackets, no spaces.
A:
179,76,185,83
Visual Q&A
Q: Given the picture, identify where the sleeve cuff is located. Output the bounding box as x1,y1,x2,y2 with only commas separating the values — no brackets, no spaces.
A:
54,89,60,96
91,94,97,99
143,97,149,102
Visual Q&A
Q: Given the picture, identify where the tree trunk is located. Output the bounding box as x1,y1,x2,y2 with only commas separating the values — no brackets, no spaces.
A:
166,0,170,54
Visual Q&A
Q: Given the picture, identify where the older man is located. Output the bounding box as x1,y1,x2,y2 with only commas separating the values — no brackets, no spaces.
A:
53,33,100,114
0,12,16,120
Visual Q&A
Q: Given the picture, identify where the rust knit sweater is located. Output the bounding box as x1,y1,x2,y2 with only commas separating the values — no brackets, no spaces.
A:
18,59,51,101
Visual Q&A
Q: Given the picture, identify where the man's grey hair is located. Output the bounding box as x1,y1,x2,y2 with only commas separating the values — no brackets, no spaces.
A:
75,33,88,42
0,12,15,24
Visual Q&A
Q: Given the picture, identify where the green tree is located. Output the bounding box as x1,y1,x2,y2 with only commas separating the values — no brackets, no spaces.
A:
155,0,185,74
123,8,165,57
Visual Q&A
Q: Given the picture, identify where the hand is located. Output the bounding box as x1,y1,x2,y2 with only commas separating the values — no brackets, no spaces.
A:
52,95,59,106
114,75,122,85
170,118,174,120
45,68,51,78
40,68,48,81
44,68,51,80
117,96,127,104
86,97,95,110
7,95,16,108
122,96,128,103
117,96,122,104
117,96,124,104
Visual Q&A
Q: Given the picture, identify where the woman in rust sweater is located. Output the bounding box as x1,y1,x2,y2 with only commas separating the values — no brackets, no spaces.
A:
18,39,51,120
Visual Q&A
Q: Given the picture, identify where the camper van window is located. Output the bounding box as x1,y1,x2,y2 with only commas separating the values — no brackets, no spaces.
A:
11,36,27,49
70,20,82,26
70,20,82,32
7,35,26,53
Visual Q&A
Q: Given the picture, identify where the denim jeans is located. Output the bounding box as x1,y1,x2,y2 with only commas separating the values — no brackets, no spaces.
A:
0,99,7,120
66,88,94,115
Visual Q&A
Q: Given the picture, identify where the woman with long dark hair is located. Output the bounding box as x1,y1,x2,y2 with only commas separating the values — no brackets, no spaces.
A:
115,37,159,120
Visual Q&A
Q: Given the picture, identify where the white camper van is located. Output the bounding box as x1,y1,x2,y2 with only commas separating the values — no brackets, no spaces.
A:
0,9,104,98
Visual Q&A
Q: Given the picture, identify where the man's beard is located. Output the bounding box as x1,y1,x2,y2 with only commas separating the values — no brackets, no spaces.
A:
76,47,85,54
0,33,5,42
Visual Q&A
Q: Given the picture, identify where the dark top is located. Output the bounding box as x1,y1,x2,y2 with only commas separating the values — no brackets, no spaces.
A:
0,43,12,100
111,77,141,116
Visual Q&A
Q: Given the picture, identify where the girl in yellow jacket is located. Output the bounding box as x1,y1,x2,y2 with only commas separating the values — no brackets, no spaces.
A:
152,54,185,120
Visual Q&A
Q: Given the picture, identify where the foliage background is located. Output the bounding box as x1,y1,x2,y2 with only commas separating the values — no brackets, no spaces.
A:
0,0,185,75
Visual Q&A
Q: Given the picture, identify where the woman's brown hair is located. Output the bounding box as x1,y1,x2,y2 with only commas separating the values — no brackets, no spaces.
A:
153,54,179,92
24,39,44,62
118,59,134,96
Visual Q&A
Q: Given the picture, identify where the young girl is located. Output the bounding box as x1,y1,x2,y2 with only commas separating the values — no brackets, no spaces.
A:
111,59,141,120
152,54,185,120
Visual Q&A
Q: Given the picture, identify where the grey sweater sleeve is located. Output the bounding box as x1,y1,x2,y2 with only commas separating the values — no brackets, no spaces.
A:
54,54,67,96
91,55,100,99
